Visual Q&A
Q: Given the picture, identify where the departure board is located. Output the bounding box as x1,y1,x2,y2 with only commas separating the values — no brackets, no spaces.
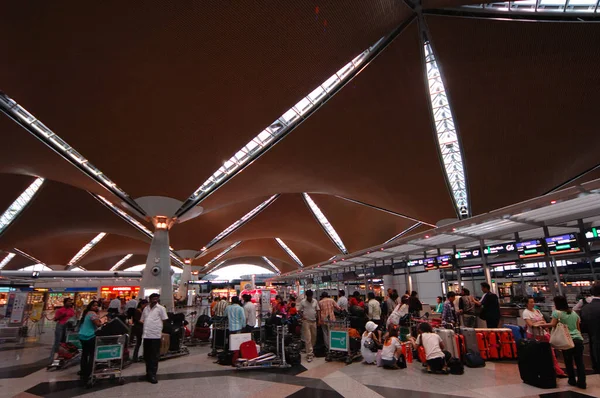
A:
424,257,437,271
585,227,600,242
483,242,516,256
545,233,581,256
516,240,545,259
407,257,436,269
436,255,454,269
454,249,481,260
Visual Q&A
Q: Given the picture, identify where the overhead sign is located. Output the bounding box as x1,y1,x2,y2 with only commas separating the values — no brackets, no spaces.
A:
545,233,581,256
436,255,454,269
454,249,481,260
100,286,140,293
407,257,436,268
424,257,437,271
484,242,516,256
516,240,545,259
585,227,600,242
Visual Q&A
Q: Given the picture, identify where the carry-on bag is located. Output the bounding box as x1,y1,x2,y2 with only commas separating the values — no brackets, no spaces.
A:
459,327,479,353
517,339,556,389
435,328,459,358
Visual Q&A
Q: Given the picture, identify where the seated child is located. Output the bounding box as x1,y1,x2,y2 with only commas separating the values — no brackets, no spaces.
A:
409,323,450,373
380,326,403,369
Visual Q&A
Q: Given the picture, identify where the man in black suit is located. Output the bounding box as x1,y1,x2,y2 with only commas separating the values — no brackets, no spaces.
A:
581,283,600,374
474,282,500,328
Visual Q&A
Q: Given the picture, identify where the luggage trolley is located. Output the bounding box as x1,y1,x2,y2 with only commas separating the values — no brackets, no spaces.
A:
235,325,289,370
47,331,82,371
208,317,228,357
87,334,127,388
325,318,361,364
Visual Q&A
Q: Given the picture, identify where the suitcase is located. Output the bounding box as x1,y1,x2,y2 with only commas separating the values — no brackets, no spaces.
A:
417,345,427,364
487,332,500,360
517,339,556,389
503,324,525,344
214,329,227,349
239,340,258,360
194,326,211,341
499,331,516,359
160,333,170,355
476,332,488,360
435,328,459,358
459,327,479,354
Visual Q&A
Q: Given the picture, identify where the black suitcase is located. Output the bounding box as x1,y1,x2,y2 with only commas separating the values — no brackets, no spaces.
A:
96,317,130,337
214,329,227,349
517,339,556,389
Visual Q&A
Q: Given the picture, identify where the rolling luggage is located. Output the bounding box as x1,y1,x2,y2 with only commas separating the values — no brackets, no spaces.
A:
459,327,479,354
96,317,130,336
517,339,556,389
435,328,459,358
194,327,211,341
476,332,488,360
239,340,258,359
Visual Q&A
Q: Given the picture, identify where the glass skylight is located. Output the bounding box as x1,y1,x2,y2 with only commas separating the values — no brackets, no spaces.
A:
275,238,304,267
205,241,242,268
110,254,133,271
424,41,470,218
0,177,44,235
14,248,46,265
0,93,142,213
0,253,15,269
68,232,106,266
302,193,349,254
178,37,386,216
202,195,279,251
461,0,599,13
262,256,281,274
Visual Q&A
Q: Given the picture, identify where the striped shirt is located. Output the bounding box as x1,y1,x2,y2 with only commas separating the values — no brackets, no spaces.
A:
225,304,246,332
319,298,339,323
214,300,229,317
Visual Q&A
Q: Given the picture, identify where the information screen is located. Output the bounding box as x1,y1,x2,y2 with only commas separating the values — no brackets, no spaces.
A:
454,248,481,260
424,257,437,271
516,240,545,259
585,227,600,242
544,233,581,255
483,242,516,256
436,255,453,269
407,257,436,269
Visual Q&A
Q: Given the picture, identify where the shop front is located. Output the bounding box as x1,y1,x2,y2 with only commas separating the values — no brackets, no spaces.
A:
100,286,140,302
45,287,98,310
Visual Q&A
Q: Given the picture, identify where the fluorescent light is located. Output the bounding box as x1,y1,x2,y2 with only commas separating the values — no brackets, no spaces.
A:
68,232,106,266
205,242,242,268
462,0,598,13
275,238,303,267
0,253,16,269
423,41,470,218
201,195,278,252
0,178,44,235
262,256,281,274
13,248,46,266
110,254,133,271
302,193,348,254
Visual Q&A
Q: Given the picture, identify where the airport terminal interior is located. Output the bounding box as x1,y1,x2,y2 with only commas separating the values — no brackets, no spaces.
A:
1,1,600,397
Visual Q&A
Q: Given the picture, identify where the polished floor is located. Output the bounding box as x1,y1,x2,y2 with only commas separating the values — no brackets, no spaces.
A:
1,322,598,398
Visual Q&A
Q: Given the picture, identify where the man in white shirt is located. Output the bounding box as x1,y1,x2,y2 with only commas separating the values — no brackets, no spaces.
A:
125,295,138,320
367,292,381,325
337,290,348,312
108,296,122,317
299,290,320,362
140,293,168,384
242,294,256,333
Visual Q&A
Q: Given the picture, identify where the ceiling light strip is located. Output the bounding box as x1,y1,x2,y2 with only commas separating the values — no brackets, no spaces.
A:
110,254,133,271
262,256,281,274
205,241,242,268
0,177,44,236
275,238,304,267
461,0,599,14
175,36,390,218
206,260,227,275
0,92,146,216
384,223,424,244
13,248,46,266
422,38,470,218
302,193,349,255
0,253,16,270
201,194,279,253
67,232,107,266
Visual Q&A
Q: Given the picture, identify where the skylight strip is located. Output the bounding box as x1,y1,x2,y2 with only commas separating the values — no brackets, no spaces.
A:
0,92,145,216
0,253,16,269
423,41,470,218
110,254,133,271
384,223,423,244
206,260,227,275
0,177,44,236
201,194,279,252
13,248,46,266
262,256,281,274
70,267,87,271
67,232,107,266
205,241,242,268
275,238,304,267
302,193,349,255
176,37,387,217
460,0,599,13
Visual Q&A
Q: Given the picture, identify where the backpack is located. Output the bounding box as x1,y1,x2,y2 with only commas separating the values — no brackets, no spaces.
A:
350,305,365,317
465,349,485,368
448,358,464,375
216,350,234,366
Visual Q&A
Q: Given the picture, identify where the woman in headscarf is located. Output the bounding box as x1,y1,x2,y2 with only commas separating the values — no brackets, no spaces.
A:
361,321,381,364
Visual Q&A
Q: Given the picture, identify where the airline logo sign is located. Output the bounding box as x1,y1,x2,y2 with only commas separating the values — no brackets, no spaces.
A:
330,330,348,352
96,345,123,361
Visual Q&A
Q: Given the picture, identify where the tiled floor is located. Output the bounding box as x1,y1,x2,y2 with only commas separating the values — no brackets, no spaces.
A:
1,326,598,398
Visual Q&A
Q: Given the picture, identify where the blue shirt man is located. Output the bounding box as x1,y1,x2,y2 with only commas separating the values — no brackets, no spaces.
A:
225,296,246,333
442,292,458,326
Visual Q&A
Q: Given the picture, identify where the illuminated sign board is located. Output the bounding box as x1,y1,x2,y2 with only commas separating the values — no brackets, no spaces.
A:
407,257,436,268
454,249,481,260
424,257,437,271
436,255,454,269
585,227,600,242
100,286,140,293
516,240,545,259
484,242,516,256
545,233,581,256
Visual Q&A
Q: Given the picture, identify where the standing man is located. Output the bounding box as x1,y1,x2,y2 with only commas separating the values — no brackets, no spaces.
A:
214,296,229,317
459,288,476,327
319,292,340,349
580,283,600,374
299,290,320,362
50,298,75,363
125,295,138,322
367,292,382,326
225,296,246,335
140,293,168,384
442,292,458,327
337,290,348,312
108,296,122,318
474,282,501,328
242,294,256,333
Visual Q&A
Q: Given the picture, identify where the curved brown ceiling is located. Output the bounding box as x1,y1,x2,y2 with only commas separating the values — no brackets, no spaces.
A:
169,196,272,251
201,194,339,257
11,233,98,268
310,194,419,252
0,180,149,250
426,16,600,215
199,21,456,224
84,254,147,272
0,173,35,214
0,1,410,201
1,251,38,271
77,235,151,269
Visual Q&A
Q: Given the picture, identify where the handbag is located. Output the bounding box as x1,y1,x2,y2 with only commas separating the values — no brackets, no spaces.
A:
364,334,379,352
549,311,575,350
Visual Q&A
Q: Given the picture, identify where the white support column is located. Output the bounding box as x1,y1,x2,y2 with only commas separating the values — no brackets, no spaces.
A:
141,228,174,310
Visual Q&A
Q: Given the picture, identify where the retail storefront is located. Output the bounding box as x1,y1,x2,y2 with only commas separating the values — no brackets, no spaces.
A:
100,286,140,301
45,287,98,310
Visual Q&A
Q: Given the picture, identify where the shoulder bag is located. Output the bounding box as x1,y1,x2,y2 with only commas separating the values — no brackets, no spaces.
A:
549,310,575,350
